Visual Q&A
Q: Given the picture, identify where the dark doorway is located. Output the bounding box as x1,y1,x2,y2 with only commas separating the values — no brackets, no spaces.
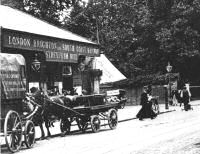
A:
63,76,73,91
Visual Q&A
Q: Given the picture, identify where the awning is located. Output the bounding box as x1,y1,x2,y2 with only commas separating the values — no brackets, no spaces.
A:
0,5,100,63
94,54,127,84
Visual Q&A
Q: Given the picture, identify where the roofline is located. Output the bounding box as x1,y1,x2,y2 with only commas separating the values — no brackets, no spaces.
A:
2,27,100,48
1,4,99,46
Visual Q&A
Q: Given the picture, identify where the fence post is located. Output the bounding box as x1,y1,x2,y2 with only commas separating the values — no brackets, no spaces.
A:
164,86,169,109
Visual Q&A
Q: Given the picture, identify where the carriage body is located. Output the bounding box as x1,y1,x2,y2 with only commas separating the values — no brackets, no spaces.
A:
1,53,35,152
45,92,123,135
23,82,125,137
73,94,106,107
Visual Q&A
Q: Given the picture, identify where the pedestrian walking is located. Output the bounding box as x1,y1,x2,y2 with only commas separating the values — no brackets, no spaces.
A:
177,89,183,107
172,90,178,106
185,83,191,101
181,86,191,111
136,85,157,120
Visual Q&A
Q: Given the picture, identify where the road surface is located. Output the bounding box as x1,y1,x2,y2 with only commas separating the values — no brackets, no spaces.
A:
1,105,200,154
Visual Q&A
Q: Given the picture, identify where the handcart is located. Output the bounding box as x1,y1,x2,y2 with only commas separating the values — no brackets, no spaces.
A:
106,89,127,109
0,53,36,153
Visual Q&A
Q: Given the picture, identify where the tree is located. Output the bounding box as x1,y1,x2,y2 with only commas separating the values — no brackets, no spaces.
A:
2,0,81,26
1,0,24,10
63,1,94,39
3,0,200,84
151,0,200,83
66,0,200,84
65,0,151,78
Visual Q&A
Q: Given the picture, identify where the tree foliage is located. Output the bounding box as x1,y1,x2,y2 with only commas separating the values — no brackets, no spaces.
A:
65,0,149,77
66,0,200,85
3,0,200,85
150,0,200,83
2,0,81,26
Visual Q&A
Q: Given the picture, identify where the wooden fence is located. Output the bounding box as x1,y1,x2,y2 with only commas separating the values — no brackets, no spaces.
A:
100,84,200,106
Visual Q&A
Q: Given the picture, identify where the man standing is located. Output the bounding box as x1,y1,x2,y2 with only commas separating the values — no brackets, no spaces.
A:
182,86,190,111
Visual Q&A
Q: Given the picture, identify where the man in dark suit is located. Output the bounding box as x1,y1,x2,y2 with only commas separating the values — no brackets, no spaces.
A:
182,87,190,111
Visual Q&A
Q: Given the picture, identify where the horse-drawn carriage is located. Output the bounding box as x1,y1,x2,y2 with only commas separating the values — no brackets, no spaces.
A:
0,53,36,152
56,94,123,133
1,53,126,152
25,89,126,136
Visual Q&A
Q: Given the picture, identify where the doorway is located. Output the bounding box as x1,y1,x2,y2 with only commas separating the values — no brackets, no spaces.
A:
63,76,73,91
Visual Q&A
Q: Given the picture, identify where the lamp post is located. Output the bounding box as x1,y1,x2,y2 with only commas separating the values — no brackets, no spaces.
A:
166,62,172,109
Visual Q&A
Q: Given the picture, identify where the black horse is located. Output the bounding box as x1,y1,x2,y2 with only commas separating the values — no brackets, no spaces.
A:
43,94,74,137
23,89,74,139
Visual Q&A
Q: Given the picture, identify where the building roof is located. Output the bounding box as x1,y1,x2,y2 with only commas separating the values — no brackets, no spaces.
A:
0,5,97,45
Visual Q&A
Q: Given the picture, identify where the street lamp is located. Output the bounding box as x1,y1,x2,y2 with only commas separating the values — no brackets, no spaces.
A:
166,62,173,109
31,53,41,89
31,54,41,72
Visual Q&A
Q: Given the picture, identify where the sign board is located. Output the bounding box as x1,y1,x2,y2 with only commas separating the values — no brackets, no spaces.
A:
3,29,100,63
106,90,120,96
0,53,26,99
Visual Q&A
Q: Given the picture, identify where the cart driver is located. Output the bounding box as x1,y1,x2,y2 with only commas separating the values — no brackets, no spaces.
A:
24,87,44,124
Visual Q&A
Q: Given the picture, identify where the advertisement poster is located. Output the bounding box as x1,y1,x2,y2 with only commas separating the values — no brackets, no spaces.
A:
0,53,26,99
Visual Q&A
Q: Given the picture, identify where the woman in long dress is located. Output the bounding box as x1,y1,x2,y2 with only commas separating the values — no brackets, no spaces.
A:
136,86,157,120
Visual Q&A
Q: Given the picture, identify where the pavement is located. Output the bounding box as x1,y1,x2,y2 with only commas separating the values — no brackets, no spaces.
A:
1,100,200,148
118,100,200,122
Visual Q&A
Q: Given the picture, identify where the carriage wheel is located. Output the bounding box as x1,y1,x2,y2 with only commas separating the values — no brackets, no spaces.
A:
4,110,23,153
24,120,35,148
76,118,88,132
90,115,101,133
152,103,159,115
108,109,118,130
60,118,71,135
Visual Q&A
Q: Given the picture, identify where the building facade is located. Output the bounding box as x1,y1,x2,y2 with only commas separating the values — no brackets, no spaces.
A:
0,5,100,95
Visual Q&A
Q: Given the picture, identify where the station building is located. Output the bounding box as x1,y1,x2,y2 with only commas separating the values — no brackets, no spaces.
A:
0,5,101,95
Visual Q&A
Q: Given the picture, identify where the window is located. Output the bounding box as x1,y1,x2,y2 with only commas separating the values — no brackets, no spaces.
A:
62,65,72,76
